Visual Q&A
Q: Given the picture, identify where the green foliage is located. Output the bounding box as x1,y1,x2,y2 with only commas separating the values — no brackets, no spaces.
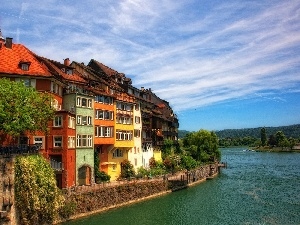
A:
149,157,157,169
58,201,77,220
215,124,300,139
0,78,55,138
97,171,111,182
161,139,174,159
94,151,110,182
181,155,197,171
182,129,220,163
15,154,64,225
120,159,135,179
260,127,267,146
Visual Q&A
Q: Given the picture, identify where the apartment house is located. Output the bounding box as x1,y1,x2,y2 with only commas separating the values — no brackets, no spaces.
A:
0,31,179,185
88,60,135,180
0,35,77,188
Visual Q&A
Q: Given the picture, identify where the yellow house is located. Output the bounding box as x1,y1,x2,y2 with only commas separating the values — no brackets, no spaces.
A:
108,93,135,180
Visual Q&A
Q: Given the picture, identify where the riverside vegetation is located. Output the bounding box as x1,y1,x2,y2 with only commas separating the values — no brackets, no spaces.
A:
14,129,221,224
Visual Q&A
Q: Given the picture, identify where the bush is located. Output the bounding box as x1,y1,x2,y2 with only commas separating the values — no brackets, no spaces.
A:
15,155,64,225
96,171,111,183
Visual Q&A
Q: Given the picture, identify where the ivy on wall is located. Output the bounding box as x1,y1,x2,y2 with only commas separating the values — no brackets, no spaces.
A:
14,155,64,225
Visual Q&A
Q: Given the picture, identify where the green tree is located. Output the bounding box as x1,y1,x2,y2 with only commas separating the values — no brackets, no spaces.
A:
0,78,54,139
15,155,64,224
182,129,220,163
120,159,135,179
94,151,110,182
181,155,197,171
275,131,288,149
162,139,174,159
260,127,267,146
288,137,297,150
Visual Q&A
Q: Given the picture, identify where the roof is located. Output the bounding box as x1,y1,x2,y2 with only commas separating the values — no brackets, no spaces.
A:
0,43,52,77
89,59,119,77
35,56,86,83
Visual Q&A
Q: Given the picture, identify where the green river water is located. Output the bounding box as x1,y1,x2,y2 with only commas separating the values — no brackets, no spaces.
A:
63,148,300,225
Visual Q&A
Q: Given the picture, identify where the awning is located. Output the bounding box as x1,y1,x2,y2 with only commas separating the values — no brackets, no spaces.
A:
101,162,117,166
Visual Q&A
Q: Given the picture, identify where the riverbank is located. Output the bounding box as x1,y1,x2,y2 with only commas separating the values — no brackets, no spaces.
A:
59,163,219,224
252,146,300,152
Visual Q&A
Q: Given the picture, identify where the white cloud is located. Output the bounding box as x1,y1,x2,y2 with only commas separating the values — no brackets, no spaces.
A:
1,0,300,115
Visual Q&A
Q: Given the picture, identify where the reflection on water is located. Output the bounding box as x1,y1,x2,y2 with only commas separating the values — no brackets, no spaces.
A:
63,148,300,225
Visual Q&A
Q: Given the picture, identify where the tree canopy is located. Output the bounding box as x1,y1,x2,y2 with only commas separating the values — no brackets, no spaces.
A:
0,78,54,139
182,129,220,163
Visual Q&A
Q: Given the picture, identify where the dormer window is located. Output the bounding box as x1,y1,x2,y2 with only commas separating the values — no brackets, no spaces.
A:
66,69,73,75
19,61,31,71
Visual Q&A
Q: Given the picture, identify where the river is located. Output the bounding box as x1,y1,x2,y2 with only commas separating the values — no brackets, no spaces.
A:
63,148,300,225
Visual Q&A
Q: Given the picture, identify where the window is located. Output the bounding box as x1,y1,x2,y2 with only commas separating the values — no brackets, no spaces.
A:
66,69,73,75
135,116,140,124
76,97,81,106
77,97,92,108
95,126,113,137
88,99,92,108
54,136,62,147
33,136,44,149
68,116,75,129
76,135,93,147
77,115,92,125
116,130,133,141
81,98,87,107
21,64,29,71
113,149,123,158
95,110,113,120
134,129,140,138
116,115,133,124
68,136,75,148
53,116,63,127
135,103,140,111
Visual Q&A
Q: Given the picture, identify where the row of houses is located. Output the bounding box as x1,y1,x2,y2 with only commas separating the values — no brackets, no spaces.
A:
0,30,179,188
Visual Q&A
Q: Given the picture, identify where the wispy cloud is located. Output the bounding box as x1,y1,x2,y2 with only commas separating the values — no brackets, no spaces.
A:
1,0,300,115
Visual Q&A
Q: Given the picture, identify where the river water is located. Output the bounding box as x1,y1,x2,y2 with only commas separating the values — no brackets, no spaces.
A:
63,148,300,225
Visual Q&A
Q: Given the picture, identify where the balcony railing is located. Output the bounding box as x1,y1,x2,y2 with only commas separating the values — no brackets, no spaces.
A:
0,144,40,156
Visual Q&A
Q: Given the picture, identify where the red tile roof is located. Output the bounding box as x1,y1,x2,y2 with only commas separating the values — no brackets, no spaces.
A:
35,56,87,83
0,43,52,77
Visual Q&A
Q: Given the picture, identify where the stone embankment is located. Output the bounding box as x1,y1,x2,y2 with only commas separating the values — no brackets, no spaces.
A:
60,163,219,223
0,156,16,225
0,158,219,225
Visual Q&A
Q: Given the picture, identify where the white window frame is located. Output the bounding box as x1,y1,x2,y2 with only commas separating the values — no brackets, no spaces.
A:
68,136,75,148
53,116,63,127
33,136,44,149
53,136,62,147
76,134,93,147
135,116,140,124
68,116,75,129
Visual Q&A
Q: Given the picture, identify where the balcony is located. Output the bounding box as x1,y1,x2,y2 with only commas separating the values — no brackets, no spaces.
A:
0,144,40,156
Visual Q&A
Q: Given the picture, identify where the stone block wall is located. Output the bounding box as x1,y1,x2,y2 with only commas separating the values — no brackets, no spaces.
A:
0,156,16,225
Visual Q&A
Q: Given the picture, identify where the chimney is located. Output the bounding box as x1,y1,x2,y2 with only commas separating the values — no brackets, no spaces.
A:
64,58,70,66
5,37,13,49
0,29,5,48
141,87,144,91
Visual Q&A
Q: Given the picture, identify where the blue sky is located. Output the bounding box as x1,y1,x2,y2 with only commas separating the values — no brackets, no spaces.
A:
1,0,300,131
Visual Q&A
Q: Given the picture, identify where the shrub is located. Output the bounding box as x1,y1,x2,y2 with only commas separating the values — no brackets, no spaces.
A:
15,155,64,225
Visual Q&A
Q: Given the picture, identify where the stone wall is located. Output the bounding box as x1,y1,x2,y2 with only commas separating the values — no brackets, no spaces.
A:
0,156,16,225
61,163,219,222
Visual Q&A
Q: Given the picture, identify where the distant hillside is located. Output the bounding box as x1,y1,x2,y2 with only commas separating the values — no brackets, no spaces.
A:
178,124,300,139
215,124,300,139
